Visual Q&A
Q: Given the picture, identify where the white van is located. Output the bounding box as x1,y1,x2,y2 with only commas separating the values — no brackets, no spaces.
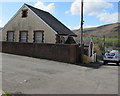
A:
103,50,120,65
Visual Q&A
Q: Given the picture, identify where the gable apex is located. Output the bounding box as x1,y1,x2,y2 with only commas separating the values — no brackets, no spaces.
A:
3,4,77,37
3,4,27,30
24,4,77,36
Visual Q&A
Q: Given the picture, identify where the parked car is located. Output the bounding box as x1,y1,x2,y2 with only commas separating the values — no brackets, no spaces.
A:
103,50,120,65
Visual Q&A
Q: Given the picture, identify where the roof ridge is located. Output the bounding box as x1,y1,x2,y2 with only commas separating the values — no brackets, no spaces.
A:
25,3,49,14
24,4,76,36
25,3,70,31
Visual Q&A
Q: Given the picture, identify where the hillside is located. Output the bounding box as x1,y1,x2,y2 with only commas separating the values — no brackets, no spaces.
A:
73,23,120,59
73,23,119,38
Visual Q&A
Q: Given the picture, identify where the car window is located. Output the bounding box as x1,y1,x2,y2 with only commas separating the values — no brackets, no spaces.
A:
110,53,115,56
106,53,115,56
111,50,118,53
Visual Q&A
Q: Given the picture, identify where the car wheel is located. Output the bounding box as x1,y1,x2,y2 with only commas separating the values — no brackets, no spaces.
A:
116,62,119,66
103,61,107,65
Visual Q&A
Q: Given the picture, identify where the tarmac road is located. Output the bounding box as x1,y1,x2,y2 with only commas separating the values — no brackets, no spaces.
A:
1,53,118,94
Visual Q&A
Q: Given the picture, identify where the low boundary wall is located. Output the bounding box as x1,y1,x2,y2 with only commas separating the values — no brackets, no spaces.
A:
1,42,81,63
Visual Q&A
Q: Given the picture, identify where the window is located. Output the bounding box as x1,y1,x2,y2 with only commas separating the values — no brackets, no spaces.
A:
22,9,28,18
33,31,44,43
19,31,28,42
7,31,14,42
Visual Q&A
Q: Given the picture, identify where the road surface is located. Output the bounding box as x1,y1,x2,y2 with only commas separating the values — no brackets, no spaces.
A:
2,53,118,94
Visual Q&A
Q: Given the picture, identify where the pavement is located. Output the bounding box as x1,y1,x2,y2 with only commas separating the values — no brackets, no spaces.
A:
1,53,119,94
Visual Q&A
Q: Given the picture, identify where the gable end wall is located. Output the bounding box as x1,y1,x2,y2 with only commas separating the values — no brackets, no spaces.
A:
2,6,56,43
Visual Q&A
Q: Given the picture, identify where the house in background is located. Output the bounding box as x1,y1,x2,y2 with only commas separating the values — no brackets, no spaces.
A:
74,36,96,62
2,4,76,44
0,28,3,41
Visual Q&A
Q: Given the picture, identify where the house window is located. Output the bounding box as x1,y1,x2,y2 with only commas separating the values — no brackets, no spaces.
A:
22,9,28,18
19,31,28,42
7,31,14,42
33,30,44,43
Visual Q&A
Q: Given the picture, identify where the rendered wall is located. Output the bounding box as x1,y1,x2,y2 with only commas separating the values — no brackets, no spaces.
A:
1,42,81,63
2,6,56,43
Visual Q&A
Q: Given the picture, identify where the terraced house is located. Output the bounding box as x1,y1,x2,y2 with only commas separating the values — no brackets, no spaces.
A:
2,4,77,44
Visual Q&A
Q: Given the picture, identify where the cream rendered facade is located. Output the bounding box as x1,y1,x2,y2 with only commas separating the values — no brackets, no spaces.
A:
2,6,56,43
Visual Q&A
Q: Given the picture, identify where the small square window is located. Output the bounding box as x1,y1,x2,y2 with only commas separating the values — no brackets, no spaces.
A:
22,9,28,18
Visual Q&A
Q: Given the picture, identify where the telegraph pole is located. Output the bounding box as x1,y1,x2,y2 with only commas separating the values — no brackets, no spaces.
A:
80,0,84,63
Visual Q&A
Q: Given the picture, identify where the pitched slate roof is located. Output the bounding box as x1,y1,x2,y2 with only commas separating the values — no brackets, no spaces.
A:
25,4,77,37
83,37,92,46
65,37,76,44
74,36,93,46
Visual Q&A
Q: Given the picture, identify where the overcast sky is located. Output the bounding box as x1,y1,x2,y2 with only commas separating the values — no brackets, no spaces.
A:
0,0,119,30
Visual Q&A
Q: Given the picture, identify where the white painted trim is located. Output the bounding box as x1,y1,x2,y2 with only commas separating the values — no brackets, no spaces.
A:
2,4,25,31
25,5,58,35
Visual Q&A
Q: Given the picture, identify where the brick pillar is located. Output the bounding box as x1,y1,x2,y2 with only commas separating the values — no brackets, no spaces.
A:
69,44,79,63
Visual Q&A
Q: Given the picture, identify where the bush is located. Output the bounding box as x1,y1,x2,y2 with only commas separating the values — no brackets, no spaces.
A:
83,55,89,64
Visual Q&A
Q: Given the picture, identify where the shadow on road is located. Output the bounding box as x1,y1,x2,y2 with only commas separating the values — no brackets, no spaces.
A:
76,62,103,69
76,61,119,69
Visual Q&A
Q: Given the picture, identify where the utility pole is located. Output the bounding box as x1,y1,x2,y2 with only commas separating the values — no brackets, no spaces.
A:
80,0,84,63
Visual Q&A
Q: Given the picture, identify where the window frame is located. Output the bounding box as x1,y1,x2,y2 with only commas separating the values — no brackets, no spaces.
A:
7,31,14,42
19,31,28,42
22,9,28,18
33,30,44,43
